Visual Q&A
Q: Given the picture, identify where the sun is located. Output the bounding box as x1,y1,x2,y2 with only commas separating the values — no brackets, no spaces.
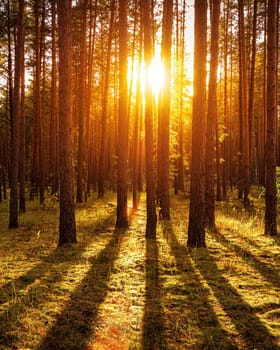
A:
128,54,165,100
147,55,164,98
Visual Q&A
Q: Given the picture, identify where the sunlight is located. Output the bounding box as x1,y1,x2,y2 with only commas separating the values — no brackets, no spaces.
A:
128,54,165,101
147,55,165,98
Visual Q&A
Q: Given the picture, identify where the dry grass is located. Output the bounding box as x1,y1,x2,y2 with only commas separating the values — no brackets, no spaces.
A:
0,189,280,349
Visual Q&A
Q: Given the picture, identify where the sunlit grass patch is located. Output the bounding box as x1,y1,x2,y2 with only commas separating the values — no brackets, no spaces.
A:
1,189,280,349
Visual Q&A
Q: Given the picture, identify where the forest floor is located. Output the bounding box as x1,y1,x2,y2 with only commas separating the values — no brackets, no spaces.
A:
0,190,280,350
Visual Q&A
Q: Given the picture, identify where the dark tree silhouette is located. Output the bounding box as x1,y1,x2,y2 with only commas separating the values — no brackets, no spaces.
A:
187,0,207,248
264,0,278,236
57,0,77,245
116,0,129,229
143,0,157,238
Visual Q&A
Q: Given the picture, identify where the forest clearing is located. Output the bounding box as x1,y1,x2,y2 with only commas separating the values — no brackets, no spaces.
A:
0,191,280,350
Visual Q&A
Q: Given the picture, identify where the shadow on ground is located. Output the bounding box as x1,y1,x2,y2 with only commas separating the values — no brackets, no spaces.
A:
38,228,124,350
191,231,278,350
161,220,239,349
0,212,116,348
142,238,166,350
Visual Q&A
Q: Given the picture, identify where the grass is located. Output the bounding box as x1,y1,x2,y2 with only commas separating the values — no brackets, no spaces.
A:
0,189,280,349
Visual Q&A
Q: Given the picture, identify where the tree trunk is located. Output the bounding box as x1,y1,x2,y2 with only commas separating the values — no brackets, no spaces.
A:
98,0,115,198
158,0,173,220
116,0,129,229
205,0,220,229
76,0,88,203
57,0,77,245
238,0,250,205
143,0,157,238
264,0,278,236
187,0,207,248
9,0,24,228
248,0,258,184
50,0,59,194
19,18,25,213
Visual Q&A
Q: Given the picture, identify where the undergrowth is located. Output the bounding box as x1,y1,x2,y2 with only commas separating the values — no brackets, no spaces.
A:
0,189,280,349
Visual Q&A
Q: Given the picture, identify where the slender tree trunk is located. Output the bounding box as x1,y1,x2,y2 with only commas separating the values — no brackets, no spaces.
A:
205,0,220,229
238,0,250,205
258,0,267,186
221,0,229,199
50,0,59,194
86,0,98,195
77,0,88,203
143,0,157,238
98,0,115,198
9,0,24,228
187,0,207,248
158,0,173,220
39,0,46,206
175,0,186,194
116,0,129,229
57,0,77,245
264,0,278,236
19,18,25,213
132,62,142,210
248,0,258,184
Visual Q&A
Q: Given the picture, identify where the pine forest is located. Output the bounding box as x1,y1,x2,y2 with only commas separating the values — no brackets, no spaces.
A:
0,0,280,349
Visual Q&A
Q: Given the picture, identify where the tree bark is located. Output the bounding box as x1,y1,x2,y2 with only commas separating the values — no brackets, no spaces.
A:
77,0,88,203
143,0,157,238
187,0,207,248
264,0,278,236
205,0,220,229
116,0,129,229
57,0,77,245
158,0,173,220
9,0,24,228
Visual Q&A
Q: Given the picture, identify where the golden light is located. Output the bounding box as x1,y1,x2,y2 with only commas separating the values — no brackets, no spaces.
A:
147,55,164,98
128,55,165,100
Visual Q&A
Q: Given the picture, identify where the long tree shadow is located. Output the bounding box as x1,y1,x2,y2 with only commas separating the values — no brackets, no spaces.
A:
210,230,280,290
142,238,166,350
38,228,124,350
161,221,237,349
0,212,116,347
0,211,116,306
191,242,279,349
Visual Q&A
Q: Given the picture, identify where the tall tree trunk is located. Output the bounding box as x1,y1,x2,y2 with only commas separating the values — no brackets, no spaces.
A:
76,0,88,203
57,0,77,245
158,0,173,220
264,0,278,236
86,0,98,195
238,0,250,205
132,61,142,210
248,0,258,184
143,0,157,238
9,0,24,228
50,0,59,194
175,0,186,194
98,0,115,198
19,17,25,213
221,0,229,199
187,0,207,248
116,0,129,229
39,0,46,206
257,0,267,186
205,0,220,229
30,0,42,201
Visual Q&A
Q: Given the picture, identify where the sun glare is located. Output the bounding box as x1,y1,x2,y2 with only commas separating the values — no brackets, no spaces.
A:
147,56,165,98
128,55,165,101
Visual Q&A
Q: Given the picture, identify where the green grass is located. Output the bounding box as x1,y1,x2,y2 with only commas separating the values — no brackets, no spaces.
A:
0,189,280,349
